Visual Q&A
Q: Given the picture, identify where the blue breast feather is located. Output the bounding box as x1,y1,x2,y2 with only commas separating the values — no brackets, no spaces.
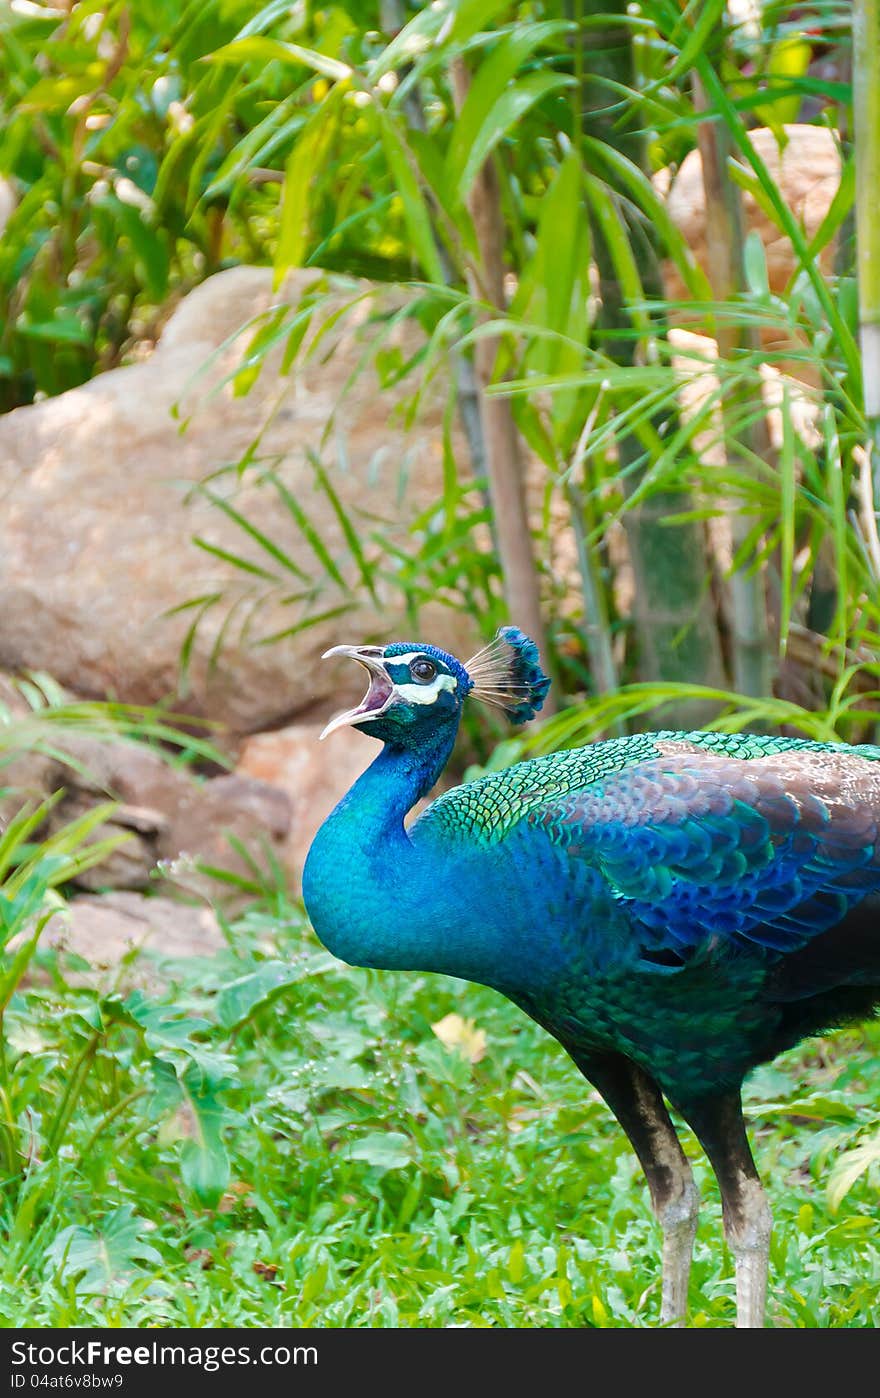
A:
530,750,880,955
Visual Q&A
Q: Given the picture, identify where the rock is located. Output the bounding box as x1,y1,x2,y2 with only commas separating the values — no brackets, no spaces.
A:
0,672,57,818
659,124,840,309
51,790,169,892
669,327,821,471
158,773,292,899
48,732,195,812
42,732,293,897
0,266,478,733
236,722,374,890
44,891,225,991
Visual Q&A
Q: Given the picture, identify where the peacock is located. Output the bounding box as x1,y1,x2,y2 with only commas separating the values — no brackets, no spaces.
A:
302,626,880,1329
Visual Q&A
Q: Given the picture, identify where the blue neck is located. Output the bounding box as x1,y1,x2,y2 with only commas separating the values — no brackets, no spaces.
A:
303,722,502,981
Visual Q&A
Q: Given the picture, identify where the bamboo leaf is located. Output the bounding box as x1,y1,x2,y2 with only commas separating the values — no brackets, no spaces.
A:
743,230,770,300
257,603,354,647
583,174,650,338
191,539,279,581
752,35,812,135
265,471,349,590
446,22,569,191
450,68,575,201
308,453,379,603
376,108,444,283
207,37,353,83
580,135,712,302
695,60,860,383
806,156,855,261
199,491,309,581
277,87,344,280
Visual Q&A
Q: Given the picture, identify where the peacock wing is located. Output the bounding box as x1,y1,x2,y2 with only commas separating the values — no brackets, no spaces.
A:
528,743,880,955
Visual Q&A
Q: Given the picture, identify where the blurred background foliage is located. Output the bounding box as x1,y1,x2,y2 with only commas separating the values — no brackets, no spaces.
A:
2,0,880,1325
1,0,874,752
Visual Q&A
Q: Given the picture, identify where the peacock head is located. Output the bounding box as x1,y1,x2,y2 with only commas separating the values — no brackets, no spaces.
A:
319,627,551,748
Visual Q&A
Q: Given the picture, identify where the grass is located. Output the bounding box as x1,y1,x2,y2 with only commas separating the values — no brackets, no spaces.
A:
1,893,879,1329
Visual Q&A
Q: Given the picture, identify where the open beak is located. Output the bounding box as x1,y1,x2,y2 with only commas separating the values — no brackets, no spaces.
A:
319,645,395,740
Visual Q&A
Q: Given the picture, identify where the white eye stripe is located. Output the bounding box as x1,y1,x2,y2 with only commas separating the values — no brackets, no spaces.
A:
394,675,457,704
385,652,425,667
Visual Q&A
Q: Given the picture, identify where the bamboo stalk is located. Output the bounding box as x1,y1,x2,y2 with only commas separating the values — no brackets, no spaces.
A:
693,74,775,701
574,2,726,725
449,57,554,702
565,482,620,699
853,0,880,501
379,1,487,488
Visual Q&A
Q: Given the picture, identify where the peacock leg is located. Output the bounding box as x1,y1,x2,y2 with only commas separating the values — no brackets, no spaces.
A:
579,1052,700,1327
680,1092,772,1329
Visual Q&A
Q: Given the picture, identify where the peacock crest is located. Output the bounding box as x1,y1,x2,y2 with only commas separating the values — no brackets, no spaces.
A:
465,626,551,724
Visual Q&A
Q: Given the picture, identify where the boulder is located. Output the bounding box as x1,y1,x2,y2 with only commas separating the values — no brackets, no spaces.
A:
156,772,292,898
42,732,293,897
0,266,479,735
45,891,225,991
52,791,170,893
0,672,57,818
0,723,293,898
660,124,840,303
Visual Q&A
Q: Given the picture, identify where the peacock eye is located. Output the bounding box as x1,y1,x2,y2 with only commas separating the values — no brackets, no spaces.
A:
410,658,437,684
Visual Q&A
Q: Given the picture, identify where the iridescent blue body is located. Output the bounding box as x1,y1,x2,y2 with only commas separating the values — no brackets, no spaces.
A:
305,723,880,1110
303,631,880,1325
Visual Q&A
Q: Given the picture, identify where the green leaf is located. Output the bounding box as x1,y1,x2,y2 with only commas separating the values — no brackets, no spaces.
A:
377,108,444,283
101,197,168,300
265,470,349,590
753,35,812,134
124,992,212,1051
338,1131,414,1171
0,906,55,1009
207,37,353,83
277,87,344,279
743,230,769,299
747,1096,859,1124
580,172,652,341
197,489,309,580
181,1124,229,1201
256,603,354,647
216,954,336,1029
451,69,575,201
47,1206,162,1293
150,1060,230,1205
694,60,860,383
580,135,712,302
827,1135,880,1213
659,0,728,92
17,314,91,345
446,22,569,187
807,156,855,261
308,453,379,603
301,1259,329,1304
369,4,461,82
